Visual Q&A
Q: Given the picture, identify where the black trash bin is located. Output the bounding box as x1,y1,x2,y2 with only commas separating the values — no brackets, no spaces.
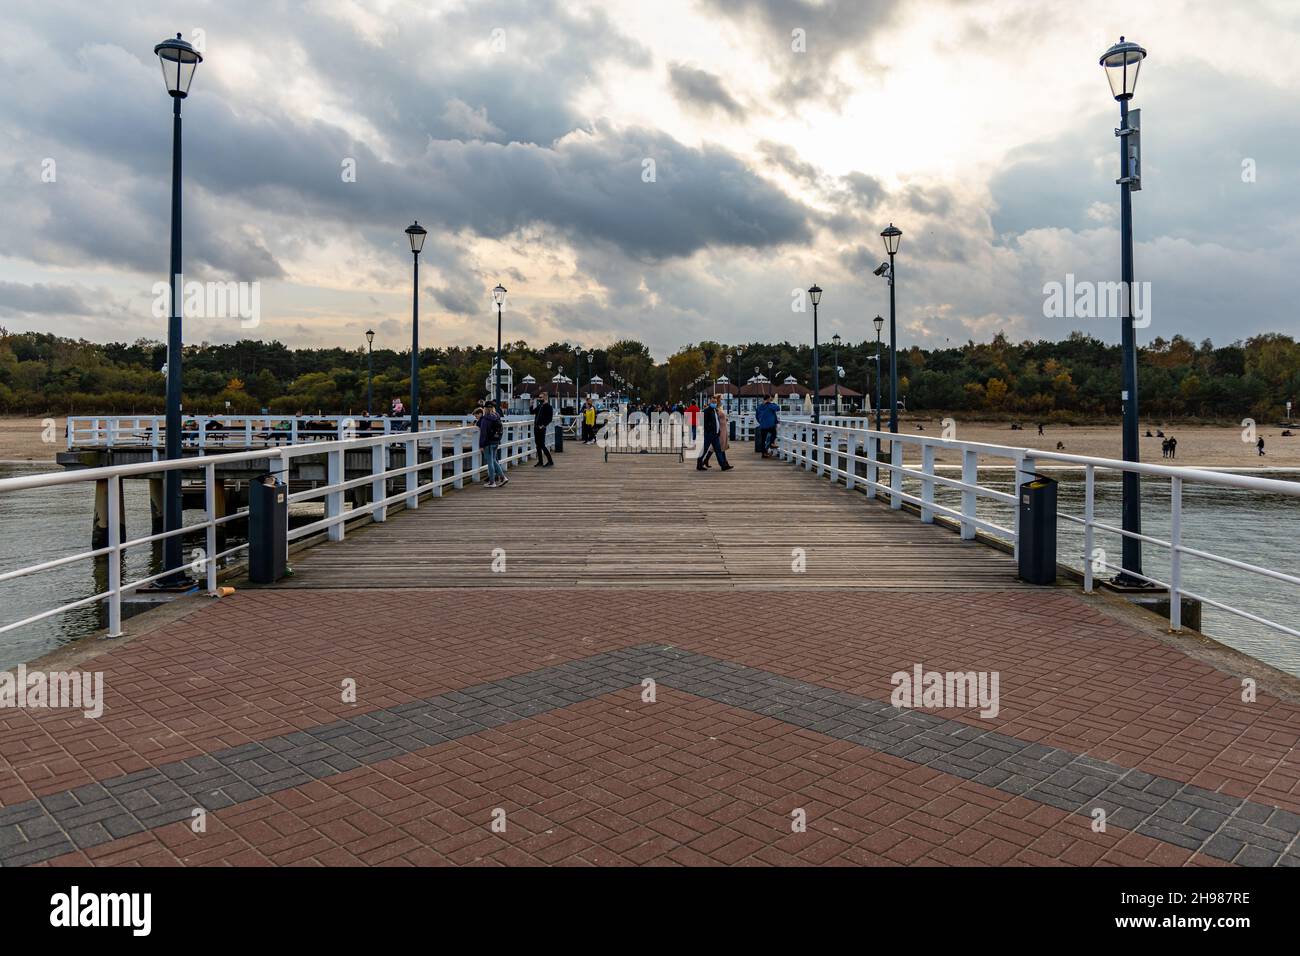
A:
1018,473,1057,585
249,474,288,584
553,423,564,453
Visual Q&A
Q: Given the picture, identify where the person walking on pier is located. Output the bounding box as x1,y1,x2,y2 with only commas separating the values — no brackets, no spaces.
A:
533,391,555,467
686,400,700,441
582,399,597,444
476,402,508,487
696,396,732,472
755,394,780,458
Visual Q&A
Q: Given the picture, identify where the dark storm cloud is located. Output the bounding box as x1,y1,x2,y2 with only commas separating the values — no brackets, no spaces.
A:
0,3,811,279
668,63,746,118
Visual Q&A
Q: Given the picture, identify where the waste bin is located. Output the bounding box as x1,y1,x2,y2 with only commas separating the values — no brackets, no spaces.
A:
553,423,564,452
754,426,764,454
1018,473,1057,585
249,474,288,584
728,419,736,441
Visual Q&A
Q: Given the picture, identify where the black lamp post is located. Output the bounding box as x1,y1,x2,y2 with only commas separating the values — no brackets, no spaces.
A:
831,333,841,415
365,328,375,416
1102,36,1148,585
880,225,901,433
405,221,426,434
154,33,202,584
808,285,822,424
492,284,507,407
873,314,884,431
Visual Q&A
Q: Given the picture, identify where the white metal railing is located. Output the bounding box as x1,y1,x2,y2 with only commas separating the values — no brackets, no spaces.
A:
777,419,1300,639
2,419,544,638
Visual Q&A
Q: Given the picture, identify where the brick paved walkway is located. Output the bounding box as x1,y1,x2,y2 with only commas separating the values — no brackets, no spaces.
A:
4,586,1299,866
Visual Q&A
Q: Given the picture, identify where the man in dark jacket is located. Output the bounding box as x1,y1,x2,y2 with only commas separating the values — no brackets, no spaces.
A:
532,391,555,467
755,395,780,458
696,396,732,472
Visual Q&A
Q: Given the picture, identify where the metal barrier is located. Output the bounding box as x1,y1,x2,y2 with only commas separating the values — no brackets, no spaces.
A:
1,420,540,637
777,419,1300,638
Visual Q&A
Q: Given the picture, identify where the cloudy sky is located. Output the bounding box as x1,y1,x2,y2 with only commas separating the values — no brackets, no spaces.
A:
1,0,1297,359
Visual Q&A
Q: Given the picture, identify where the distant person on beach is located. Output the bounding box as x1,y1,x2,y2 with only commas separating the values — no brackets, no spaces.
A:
1168,437,1177,459
1258,436,1266,456
532,390,554,467
696,396,732,471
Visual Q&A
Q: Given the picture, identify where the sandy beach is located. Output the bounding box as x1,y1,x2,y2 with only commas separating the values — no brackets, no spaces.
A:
894,418,1300,470
0,416,64,462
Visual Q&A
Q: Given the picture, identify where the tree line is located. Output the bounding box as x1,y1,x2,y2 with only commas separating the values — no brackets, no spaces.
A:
1,327,1297,423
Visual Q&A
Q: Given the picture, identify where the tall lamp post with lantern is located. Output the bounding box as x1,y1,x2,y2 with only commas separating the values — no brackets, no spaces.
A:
154,33,202,584
1101,36,1148,586
404,221,426,435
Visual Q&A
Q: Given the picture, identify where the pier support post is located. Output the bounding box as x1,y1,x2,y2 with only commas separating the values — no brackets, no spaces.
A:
92,478,126,550
148,477,165,535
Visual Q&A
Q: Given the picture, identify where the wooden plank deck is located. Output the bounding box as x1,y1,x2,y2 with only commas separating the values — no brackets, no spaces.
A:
277,442,1026,589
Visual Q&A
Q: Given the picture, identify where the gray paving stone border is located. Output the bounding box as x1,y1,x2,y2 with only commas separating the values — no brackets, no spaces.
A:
1,644,1296,866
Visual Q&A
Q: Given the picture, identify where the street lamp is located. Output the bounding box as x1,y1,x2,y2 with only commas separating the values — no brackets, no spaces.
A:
154,32,202,585
880,225,901,433
873,314,884,432
808,285,822,424
492,283,507,407
1101,36,1148,585
832,333,841,415
365,329,375,416
405,221,426,434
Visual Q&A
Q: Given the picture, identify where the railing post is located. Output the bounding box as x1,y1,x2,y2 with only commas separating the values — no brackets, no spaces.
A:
405,437,419,507
326,447,344,541
245,418,253,446
921,443,935,523
890,439,902,509
198,417,207,451
1083,464,1095,592
1014,454,1036,563
453,432,465,489
204,462,218,594
845,431,858,491
866,435,878,499
371,443,387,522
107,474,122,638
961,448,978,540
431,433,444,497
471,438,482,483
1170,476,1182,631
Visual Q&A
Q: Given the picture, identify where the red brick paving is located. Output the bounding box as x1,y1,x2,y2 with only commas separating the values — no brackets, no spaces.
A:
5,587,1300,865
